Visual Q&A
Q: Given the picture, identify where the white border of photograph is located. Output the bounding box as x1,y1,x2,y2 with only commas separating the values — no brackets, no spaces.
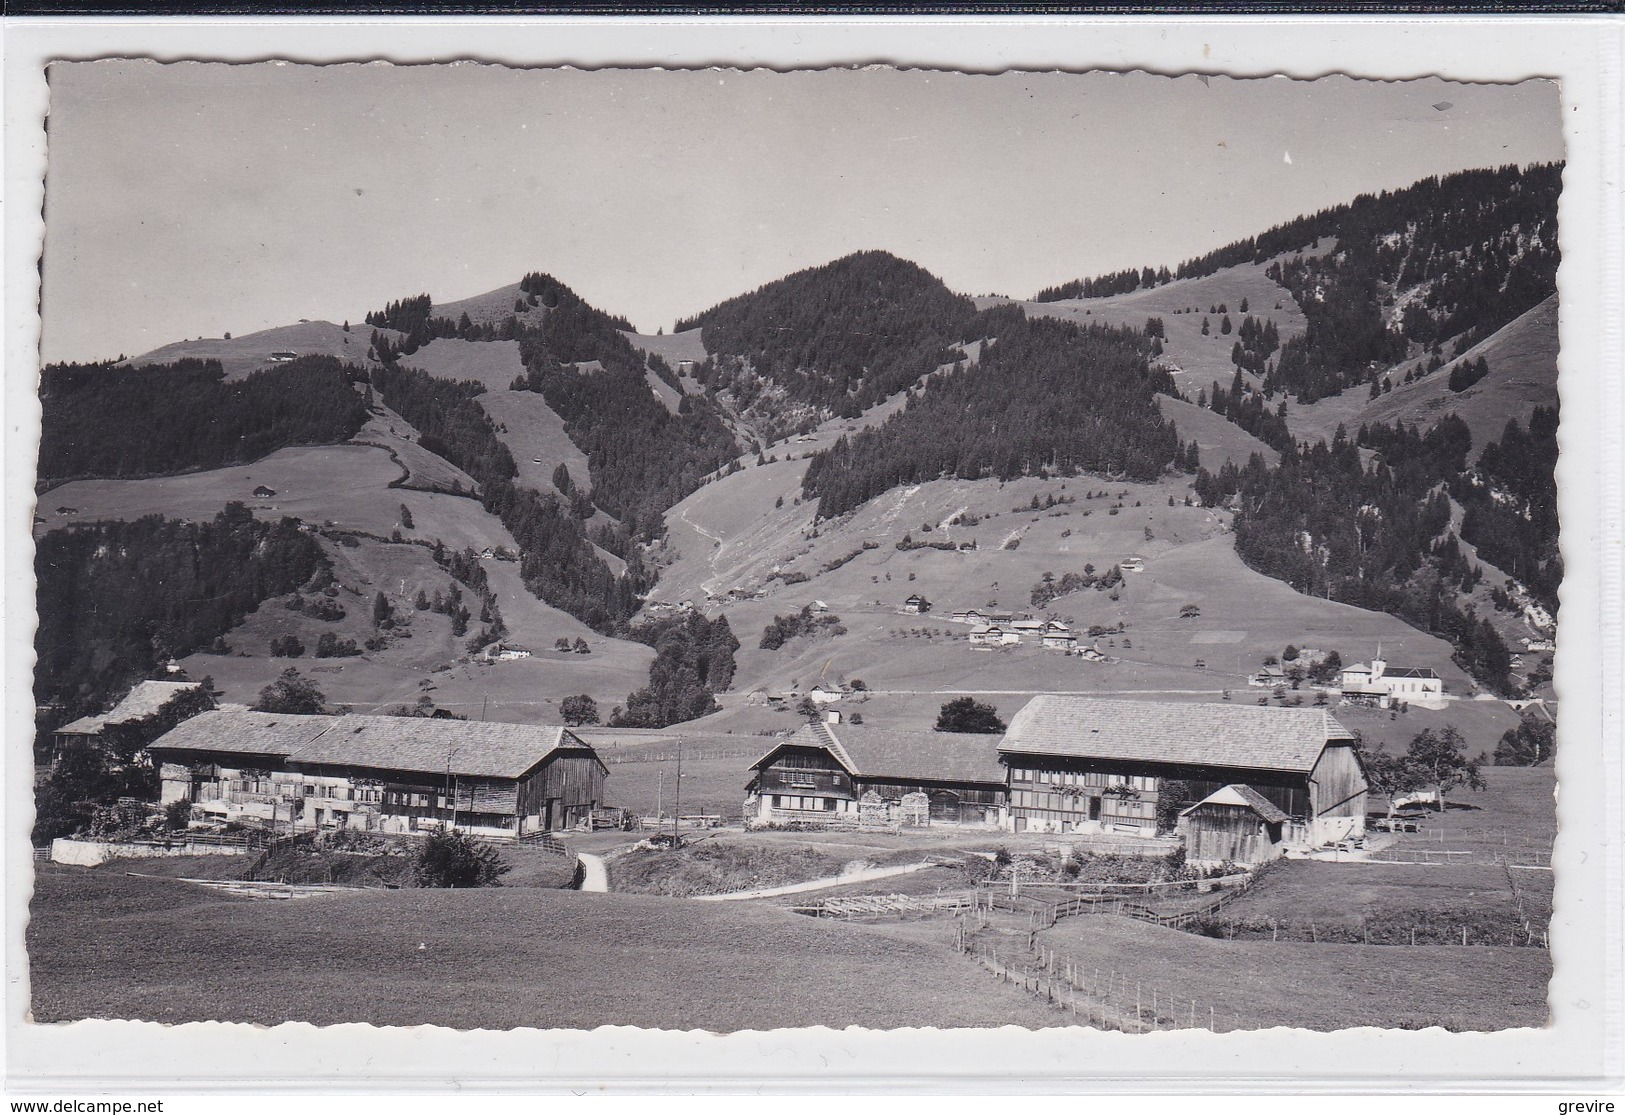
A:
4,15,1620,1094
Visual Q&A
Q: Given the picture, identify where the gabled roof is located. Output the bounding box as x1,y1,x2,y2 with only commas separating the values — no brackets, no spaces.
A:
1343,663,1371,674
148,710,597,779
1000,695,1355,774
57,680,205,735
1384,666,1439,679
753,723,1006,787
1180,783,1290,824
146,709,336,757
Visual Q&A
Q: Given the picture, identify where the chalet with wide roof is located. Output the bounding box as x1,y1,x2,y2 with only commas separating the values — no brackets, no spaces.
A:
997,695,1367,844
52,680,209,766
148,709,606,837
746,722,1008,826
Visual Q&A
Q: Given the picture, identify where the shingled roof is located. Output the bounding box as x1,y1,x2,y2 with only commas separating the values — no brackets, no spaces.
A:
148,710,596,779
758,723,1006,786
57,680,205,735
145,709,337,757
1000,696,1354,774
1180,783,1291,824
296,715,594,779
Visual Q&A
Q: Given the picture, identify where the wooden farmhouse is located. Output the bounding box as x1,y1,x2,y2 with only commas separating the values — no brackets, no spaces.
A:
148,709,607,837
746,722,1008,827
51,680,209,767
997,696,1368,845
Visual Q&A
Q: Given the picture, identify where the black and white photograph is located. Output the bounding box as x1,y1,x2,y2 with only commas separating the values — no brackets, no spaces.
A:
4,25,1618,1092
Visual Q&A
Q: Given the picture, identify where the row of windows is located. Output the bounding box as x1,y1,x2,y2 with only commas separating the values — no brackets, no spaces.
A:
769,795,838,811
1008,769,1158,792
1010,789,1154,816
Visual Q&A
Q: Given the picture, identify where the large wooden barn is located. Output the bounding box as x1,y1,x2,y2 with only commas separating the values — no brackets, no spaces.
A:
746,722,1008,827
997,696,1368,845
149,710,607,836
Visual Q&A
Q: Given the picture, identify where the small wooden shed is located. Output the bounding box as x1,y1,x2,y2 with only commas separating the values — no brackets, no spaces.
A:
1179,784,1289,867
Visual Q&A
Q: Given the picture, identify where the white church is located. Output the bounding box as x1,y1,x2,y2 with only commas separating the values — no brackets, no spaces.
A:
1339,651,1444,708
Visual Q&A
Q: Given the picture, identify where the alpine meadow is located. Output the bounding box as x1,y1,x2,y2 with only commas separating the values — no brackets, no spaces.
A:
27,64,1567,1041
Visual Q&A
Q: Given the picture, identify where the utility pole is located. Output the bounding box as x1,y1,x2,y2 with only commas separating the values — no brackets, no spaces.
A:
671,742,683,846
446,746,461,832
656,768,664,821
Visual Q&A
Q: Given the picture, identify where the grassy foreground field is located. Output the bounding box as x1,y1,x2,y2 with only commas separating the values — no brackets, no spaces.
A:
1034,914,1549,1032
28,867,1057,1030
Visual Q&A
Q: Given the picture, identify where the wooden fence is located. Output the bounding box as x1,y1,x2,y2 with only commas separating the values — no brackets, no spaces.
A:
952,924,1255,1033
975,871,1258,931
515,831,571,857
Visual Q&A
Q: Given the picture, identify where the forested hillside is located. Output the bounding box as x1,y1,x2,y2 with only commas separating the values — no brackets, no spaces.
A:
802,313,1184,519
368,364,647,633
1040,163,1560,404
512,281,738,538
35,505,325,719
1193,419,1520,694
39,356,369,483
1454,405,1561,611
369,273,740,541
677,251,978,417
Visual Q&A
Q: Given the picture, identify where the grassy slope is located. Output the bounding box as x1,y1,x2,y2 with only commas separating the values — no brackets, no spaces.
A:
658,454,1491,736
1033,914,1548,1031
1156,396,1280,471
401,338,594,501
351,402,481,495
41,443,655,720
429,283,528,329
122,321,390,381
984,256,1309,395
1286,294,1559,449
28,867,1058,1030
622,328,709,367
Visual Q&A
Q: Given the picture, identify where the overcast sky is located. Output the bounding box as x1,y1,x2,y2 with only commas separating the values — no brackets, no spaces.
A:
40,62,1562,364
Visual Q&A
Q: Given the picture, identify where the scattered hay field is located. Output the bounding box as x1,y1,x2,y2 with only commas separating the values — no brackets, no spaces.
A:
430,283,527,330
1219,860,1524,929
28,866,1058,1030
49,445,656,718
659,453,1481,724
1031,913,1548,1031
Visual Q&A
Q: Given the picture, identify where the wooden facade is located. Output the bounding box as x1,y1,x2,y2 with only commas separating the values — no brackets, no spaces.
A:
1178,786,1289,867
746,726,1007,827
1183,803,1282,865
516,746,608,831
150,711,607,837
997,697,1369,846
